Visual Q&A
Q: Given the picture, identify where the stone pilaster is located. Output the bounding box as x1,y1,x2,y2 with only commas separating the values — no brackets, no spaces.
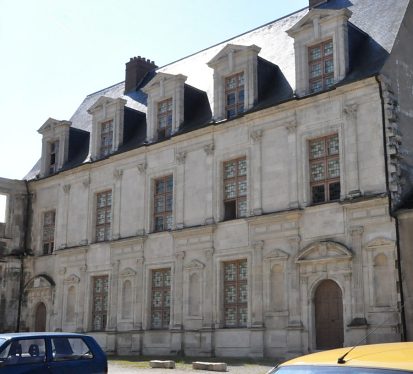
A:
134,256,144,330
172,251,185,329
59,184,71,249
175,152,186,229
252,241,264,327
250,129,263,215
79,265,88,332
286,121,299,208
203,143,215,224
112,169,123,240
108,260,120,330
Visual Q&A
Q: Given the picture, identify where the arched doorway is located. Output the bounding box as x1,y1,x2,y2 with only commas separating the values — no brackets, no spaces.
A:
314,280,343,349
35,302,47,332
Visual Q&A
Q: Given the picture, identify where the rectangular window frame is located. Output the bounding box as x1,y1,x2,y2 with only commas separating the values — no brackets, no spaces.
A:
308,39,334,93
225,72,245,119
95,190,112,242
91,275,109,332
157,98,173,140
153,175,173,232
150,268,171,330
48,140,59,175
100,120,113,157
223,259,248,328
223,157,247,220
309,133,340,204
42,210,56,255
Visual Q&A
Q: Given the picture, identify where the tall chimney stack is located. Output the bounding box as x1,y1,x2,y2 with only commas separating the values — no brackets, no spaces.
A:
309,0,328,9
124,56,158,94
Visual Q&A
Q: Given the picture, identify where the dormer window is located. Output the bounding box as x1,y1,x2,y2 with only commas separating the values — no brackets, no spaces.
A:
225,72,245,119
48,140,59,174
100,120,113,157
207,44,260,121
157,98,173,139
309,40,334,93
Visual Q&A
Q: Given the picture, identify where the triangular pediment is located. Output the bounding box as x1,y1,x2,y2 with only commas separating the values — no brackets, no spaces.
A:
287,8,352,37
296,241,352,263
120,267,136,277
64,274,80,284
207,44,261,67
366,237,395,248
142,72,187,92
37,117,71,134
184,259,205,270
264,248,289,260
87,96,125,114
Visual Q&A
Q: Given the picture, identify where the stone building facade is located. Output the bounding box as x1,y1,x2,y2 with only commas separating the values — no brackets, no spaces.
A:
1,0,413,358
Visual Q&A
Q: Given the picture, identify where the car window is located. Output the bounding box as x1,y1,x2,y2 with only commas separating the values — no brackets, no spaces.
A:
0,338,46,366
51,337,94,361
274,366,413,374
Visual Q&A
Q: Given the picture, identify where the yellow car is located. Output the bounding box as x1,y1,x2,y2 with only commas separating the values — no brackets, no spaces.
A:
268,342,413,373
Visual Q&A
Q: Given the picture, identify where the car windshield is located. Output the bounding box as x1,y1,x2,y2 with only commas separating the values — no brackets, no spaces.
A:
0,339,5,347
273,366,413,374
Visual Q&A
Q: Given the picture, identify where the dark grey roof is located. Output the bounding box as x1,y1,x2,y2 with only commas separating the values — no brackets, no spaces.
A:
25,0,410,180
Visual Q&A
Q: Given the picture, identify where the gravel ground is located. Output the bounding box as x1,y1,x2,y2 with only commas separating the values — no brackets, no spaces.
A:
108,359,275,374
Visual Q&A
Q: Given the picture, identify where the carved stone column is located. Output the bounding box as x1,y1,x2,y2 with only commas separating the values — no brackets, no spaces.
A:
343,104,361,197
250,129,263,215
204,143,215,224
175,152,186,229
108,260,120,330
286,121,299,208
112,169,123,240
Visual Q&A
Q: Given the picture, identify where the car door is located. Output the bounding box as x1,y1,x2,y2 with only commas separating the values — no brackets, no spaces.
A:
45,336,105,374
0,337,47,374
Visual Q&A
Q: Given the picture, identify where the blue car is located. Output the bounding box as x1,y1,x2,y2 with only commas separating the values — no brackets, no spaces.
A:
0,332,107,373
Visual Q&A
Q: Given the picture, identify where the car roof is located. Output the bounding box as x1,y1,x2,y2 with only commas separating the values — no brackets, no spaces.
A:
280,342,413,371
0,332,88,340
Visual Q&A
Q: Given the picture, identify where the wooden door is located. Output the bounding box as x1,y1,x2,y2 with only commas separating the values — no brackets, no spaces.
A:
315,280,343,349
35,302,47,331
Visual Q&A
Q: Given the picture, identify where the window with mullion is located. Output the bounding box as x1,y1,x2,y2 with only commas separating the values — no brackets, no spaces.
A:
309,134,340,203
92,275,109,331
100,120,113,157
154,175,173,232
224,157,247,220
308,39,334,93
95,190,112,242
224,259,248,328
151,268,171,329
225,72,245,119
42,210,55,255
157,98,173,139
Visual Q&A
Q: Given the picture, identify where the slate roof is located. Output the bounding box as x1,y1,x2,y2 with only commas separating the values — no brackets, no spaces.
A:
25,0,410,180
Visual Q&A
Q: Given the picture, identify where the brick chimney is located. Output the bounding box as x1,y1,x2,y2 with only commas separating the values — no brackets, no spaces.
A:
309,0,328,9
124,56,157,93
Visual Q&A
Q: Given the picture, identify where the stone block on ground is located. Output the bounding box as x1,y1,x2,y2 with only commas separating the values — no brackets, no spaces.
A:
192,361,227,371
150,360,176,369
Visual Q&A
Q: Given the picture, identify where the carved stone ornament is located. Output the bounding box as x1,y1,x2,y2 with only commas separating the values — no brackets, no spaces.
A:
286,121,297,134
366,237,395,248
264,248,289,260
64,274,80,284
184,259,205,270
82,177,91,188
250,129,263,143
343,103,358,120
176,151,187,164
120,267,137,277
203,143,215,156
114,169,123,180
175,251,186,260
63,184,71,194
253,240,264,251
137,162,147,174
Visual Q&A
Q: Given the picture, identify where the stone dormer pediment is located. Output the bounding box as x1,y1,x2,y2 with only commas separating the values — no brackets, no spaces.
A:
287,8,352,37
142,72,187,94
296,241,352,264
264,248,289,260
207,44,261,68
87,96,126,115
37,117,71,135
120,267,137,277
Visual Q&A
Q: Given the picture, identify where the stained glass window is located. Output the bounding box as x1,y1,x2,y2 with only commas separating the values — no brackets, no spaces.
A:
95,190,112,242
100,120,113,157
151,268,171,329
224,157,247,220
42,210,55,255
225,72,244,119
153,175,173,232
309,134,340,203
224,260,248,327
92,275,108,331
309,39,334,93
157,98,173,139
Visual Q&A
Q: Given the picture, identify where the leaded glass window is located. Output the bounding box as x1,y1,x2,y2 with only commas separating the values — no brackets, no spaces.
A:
42,210,55,255
224,260,248,327
309,39,334,93
151,268,171,329
157,98,173,139
224,157,247,220
309,134,340,203
225,72,244,119
100,120,113,157
154,175,173,232
95,190,112,242
92,275,108,331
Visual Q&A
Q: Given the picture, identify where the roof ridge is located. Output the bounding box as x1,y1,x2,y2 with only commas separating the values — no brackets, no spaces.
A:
86,80,125,98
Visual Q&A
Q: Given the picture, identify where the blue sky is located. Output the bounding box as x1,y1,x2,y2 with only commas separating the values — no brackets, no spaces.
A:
0,0,308,182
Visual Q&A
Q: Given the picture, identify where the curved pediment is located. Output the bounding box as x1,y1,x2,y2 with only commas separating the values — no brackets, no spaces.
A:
295,241,352,264
25,273,55,289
